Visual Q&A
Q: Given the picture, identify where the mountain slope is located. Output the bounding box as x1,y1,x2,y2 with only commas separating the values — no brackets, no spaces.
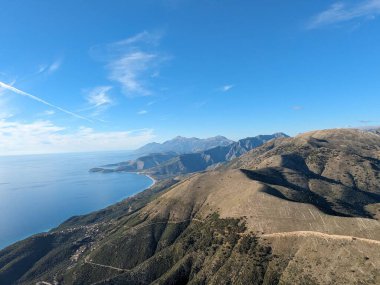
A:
91,133,288,177
227,128,380,218
90,152,178,173
135,135,234,155
1,128,380,284
225,133,289,160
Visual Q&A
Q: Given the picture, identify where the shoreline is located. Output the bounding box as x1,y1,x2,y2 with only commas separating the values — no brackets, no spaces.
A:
136,172,156,188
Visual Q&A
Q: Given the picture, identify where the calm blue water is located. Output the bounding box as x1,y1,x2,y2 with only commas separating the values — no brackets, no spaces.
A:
0,151,152,249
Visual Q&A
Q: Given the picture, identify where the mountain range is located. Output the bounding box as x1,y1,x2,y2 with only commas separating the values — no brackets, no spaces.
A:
91,133,288,178
1,129,380,284
135,135,234,155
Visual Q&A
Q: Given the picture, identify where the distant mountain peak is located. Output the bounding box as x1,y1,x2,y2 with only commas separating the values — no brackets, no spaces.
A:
272,132,289,137
136,135,234,155
170,136,198,141
209,135,229,140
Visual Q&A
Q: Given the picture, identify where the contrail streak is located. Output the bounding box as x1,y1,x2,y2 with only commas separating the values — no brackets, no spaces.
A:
0,81,92,122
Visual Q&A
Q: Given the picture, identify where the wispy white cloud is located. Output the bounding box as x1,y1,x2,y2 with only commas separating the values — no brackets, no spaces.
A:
85,86,113,115
0,79,16,97
108,52,158,96
0,119,155,155
193,100,208,109
37,65,46,74
0,112,13,119
308,0,380,29
48,60,62,73
292,106,303,111
87,86,113,107
112,30,162,47
137,110,148,115
93,31,167,97
221,85,234,92
151,71,160,78
42,110,55,116
37,59,62,75
0,81,91,122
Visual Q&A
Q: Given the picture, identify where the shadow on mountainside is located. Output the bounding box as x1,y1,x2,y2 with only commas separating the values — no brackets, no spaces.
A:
241,153,380,219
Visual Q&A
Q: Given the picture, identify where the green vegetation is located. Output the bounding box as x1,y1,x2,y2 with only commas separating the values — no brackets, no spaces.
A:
0,211,274,284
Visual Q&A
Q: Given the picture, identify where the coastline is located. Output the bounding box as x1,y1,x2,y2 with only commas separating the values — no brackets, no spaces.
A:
1,165,154,250
137,172,156,188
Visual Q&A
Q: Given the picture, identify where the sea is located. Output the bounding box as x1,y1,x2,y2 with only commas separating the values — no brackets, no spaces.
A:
0,151,152,250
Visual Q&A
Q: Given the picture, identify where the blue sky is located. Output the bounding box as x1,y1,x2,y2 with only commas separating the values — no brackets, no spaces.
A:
0,0,380,154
